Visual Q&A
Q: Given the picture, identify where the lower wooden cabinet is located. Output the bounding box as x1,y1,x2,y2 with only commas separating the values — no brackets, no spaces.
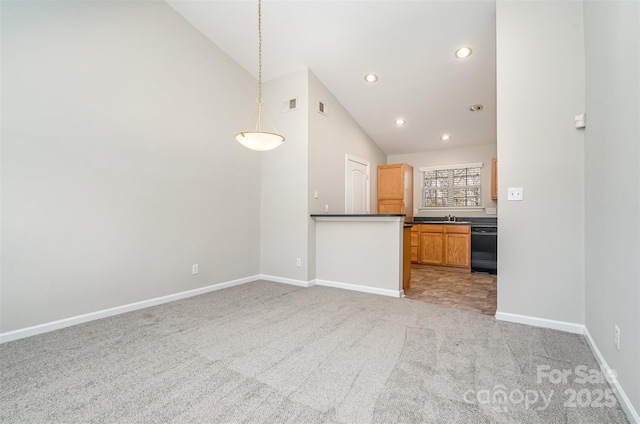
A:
444,233,470,267
420,225,444,265
416,224,470,268
403,226,411,291
410,225,419,262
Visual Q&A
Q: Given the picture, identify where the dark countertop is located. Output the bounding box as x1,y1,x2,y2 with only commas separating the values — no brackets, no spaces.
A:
410,217,497,225
310,214,406,217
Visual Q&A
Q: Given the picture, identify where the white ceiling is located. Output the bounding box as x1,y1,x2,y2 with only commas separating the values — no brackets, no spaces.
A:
166,0,496,156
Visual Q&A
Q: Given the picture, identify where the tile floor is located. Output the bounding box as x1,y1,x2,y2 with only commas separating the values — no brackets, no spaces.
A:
404,264,497,316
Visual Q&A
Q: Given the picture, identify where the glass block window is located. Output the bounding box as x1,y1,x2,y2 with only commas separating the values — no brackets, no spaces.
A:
420,163,482,209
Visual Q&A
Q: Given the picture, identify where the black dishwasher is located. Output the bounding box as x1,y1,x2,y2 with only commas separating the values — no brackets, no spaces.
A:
471,223,497,274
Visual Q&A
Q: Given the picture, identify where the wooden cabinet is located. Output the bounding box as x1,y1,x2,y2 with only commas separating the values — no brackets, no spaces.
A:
419,225,444,265
377,163,413,221
443,226,471,267
417,224,470,268
410,225,419,263
491,158,498,200
377,200,405,215
403,226,411,291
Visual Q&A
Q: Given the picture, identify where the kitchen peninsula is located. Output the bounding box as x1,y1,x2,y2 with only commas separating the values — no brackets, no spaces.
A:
311,214,409,298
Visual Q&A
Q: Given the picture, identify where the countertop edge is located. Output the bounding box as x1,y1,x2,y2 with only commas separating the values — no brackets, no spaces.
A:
311,214,406,222
310,214,405,217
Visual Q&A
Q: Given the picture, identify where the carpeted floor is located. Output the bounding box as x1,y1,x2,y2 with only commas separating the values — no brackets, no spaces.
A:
0,280,629,423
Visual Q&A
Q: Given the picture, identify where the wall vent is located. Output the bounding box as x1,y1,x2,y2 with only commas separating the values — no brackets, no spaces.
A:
318,101,329,116
282,97,297,112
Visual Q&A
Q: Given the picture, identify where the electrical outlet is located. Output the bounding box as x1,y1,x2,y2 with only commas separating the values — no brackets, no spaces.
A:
192,264,199,275
296,258,301,267
413,208,418,215
486,207,497,215
614,325,620,350
314,189,319,199
507,187,524,201
325,204,329,213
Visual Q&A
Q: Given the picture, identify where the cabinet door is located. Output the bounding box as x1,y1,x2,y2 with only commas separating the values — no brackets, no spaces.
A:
444,233,470,267
377,200,404,214
410,231,419,262
377,164,404,200
410,231,419,247
420,232,443,265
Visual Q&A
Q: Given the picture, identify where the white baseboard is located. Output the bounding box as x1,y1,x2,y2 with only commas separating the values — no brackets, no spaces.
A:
315,279,402,298
259,274,313,288
584,327,640,423
0,275,259,344
494,311,585,334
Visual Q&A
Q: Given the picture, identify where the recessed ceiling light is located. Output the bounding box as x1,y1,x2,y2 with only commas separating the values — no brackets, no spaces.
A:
454,46,473,59
364,74,378,83
394,119,406,126
440,134,451,141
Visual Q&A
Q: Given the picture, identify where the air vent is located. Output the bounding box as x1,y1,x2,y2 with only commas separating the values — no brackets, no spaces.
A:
318,101,329,116
282,97,297,112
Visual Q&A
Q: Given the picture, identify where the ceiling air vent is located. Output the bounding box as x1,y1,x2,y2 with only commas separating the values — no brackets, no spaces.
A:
282,97,297,112
318,101,329,116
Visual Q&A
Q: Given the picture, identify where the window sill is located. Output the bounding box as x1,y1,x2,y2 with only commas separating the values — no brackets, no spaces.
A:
419,207,484,212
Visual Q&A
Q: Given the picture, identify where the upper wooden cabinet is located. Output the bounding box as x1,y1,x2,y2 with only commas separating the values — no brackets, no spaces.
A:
377,163,413,221
491,158,498,200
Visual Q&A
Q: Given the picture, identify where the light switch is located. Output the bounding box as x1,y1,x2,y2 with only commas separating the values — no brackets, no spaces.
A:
507,187,524,201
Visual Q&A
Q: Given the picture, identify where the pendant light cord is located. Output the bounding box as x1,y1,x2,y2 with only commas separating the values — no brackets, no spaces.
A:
257,0,263,106
237,0,282,139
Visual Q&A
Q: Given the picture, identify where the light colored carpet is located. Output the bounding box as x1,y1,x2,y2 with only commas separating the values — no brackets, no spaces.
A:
0,280,629,423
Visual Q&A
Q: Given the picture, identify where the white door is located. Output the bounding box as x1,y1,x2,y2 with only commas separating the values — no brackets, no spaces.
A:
345,155,370,214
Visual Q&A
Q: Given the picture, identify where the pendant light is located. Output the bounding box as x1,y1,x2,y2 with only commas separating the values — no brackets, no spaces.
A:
235,0,285,151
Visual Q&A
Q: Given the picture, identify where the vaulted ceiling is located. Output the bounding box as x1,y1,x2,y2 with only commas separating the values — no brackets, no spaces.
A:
166,0,497,156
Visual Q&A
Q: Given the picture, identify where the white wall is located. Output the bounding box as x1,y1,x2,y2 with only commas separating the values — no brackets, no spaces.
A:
584,0,639,414
0,0,261,332
260,70,310,282
496,1,585,324
307,71,387,281
388,143,497,218
260,70,386,284
308,71,387,216
315,217,403,296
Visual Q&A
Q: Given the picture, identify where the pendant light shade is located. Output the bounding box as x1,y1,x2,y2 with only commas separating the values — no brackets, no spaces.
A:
235,131,284,151
235,0,285,151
